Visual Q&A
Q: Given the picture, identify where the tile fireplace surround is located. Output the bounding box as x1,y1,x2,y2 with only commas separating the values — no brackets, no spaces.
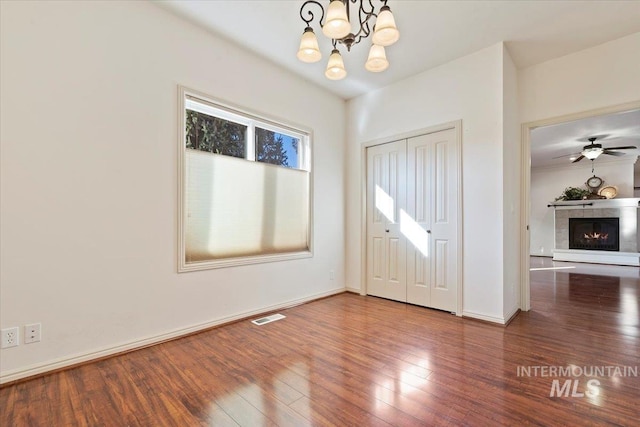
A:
552,198,640,266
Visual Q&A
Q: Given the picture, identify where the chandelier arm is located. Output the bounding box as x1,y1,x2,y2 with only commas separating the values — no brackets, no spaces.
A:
299,0,325,27
350,0,377,43
346,0,355,22
361,0,375,35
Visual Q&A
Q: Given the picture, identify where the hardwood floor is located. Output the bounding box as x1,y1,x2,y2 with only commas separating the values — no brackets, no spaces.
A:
2,259,639,426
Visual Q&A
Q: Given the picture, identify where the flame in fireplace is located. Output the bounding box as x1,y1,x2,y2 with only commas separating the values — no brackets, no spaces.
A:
583,232,609,241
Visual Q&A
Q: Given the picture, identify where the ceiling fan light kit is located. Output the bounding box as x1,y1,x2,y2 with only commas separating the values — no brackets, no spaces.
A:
567,137,637,164
297,0,399,80
582,144,603,160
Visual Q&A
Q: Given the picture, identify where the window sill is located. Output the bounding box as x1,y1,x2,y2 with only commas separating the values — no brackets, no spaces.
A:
178,250,313,272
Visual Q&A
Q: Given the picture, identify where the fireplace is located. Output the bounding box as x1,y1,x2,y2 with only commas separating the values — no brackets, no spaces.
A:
568,217,619,251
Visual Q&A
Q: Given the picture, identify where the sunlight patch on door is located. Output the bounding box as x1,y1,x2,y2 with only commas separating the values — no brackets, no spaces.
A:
400,210,429,257
375,184,395,223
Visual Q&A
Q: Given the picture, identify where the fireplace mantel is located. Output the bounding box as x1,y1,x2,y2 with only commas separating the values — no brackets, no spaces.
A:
552,198,640,266
549,197,640,209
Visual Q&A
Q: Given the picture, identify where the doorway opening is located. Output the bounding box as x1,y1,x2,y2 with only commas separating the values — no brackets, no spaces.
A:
520,101,640,311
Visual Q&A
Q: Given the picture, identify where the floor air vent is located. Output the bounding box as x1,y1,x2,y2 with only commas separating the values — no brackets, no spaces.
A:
251,313,286,326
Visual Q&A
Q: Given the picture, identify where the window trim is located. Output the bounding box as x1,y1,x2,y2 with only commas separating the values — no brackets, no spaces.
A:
177,85,314,272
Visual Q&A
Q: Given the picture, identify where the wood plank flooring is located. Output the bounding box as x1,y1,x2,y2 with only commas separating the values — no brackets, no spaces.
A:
2,258,639,426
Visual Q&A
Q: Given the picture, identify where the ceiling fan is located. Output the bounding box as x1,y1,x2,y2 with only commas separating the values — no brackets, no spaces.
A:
561,137,637,163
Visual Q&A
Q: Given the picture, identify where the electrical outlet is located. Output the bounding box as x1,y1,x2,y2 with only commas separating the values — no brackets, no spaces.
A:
1,327,19,349
24,323,41,344
330,270,335,280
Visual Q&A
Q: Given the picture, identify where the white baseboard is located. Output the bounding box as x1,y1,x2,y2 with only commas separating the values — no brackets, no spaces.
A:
504,305,520,322
462,310,506,324
0,287,345,385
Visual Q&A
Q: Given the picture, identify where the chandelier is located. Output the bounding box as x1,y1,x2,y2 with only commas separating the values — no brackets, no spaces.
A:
297,0,400,80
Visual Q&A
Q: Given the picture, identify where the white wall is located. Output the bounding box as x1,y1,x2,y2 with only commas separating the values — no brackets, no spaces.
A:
0,1,346,382
502,46,521,317
519,32,640,124
521,32,640,260
346,43,514,323
530,158,636,257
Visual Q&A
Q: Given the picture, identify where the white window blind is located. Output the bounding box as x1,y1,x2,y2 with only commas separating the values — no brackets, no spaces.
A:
179,87,312,271
185,150,310,261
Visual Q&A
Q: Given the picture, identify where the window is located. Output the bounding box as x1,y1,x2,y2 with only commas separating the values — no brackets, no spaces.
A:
178,87,312,271
255,127,300,169
186,110,246,158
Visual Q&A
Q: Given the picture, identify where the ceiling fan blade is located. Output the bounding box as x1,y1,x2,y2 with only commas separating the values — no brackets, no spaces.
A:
602,150,625,157
604,146,637,150
572,155,585,163
552,152,581,159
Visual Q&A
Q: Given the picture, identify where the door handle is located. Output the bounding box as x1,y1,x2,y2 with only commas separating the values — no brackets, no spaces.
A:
426,230,431,234
386,229,390,233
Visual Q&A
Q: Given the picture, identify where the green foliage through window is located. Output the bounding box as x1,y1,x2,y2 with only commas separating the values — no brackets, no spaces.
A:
184,98,307,172
186,109,246,158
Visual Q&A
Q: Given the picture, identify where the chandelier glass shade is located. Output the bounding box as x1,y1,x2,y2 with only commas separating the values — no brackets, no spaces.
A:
325,49,347,80
323,0,351,39
371,6,399,46
297,0,399,80
365,44,388,72
297,27,322,63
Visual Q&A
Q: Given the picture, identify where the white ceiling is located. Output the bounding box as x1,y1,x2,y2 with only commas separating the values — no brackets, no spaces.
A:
530,109,640,168
157,0,640,99
156,1,640,168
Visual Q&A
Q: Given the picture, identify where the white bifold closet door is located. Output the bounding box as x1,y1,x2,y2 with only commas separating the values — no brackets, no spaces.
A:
366,139,407,302
366,128,459,313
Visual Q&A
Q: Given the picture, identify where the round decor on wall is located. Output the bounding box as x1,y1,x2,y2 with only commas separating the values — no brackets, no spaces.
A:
598,185,618,199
